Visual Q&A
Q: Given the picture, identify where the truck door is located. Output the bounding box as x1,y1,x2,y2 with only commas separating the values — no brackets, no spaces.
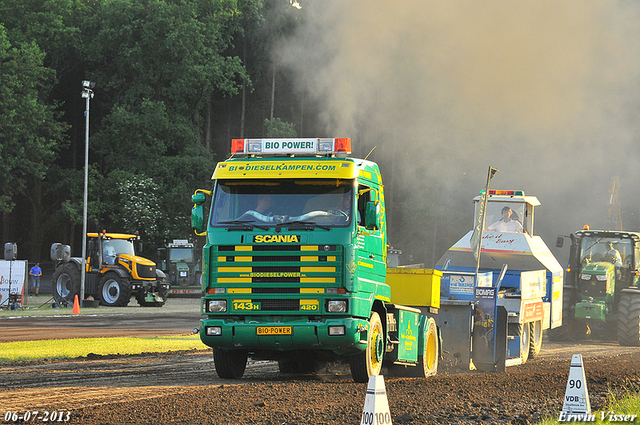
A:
355,182,386,293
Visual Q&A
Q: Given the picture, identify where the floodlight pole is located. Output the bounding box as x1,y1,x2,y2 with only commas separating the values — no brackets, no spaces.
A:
81,81,94,307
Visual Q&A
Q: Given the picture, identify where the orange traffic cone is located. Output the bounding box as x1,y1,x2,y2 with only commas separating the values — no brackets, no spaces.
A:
72,295,80,314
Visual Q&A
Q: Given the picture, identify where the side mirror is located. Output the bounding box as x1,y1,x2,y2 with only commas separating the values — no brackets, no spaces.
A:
192,192,206,205
365,201,379,230
192,204,205,233
556,236,564,248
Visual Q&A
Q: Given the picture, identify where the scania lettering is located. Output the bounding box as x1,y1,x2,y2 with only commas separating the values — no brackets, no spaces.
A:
192,138,442,382
253,235,300,243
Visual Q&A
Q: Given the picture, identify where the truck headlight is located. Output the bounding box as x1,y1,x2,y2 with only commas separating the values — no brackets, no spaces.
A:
580,274,591,280
596,274,608,281
328,326,345,336
179,271,187,277
206,326,222,336
207,300,227,313
327,300,347,313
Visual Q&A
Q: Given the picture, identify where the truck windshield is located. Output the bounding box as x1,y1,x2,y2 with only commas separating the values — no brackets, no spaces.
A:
169,248,194,263
580,236,634,267
211,178,354,228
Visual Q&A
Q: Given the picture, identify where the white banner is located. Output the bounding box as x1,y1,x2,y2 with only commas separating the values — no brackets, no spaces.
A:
0,260,27,307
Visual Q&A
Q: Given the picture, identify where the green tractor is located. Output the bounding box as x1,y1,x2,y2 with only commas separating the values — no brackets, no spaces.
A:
552,229,640,345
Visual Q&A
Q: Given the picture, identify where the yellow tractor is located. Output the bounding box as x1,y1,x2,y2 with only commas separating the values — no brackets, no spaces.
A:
50,232,170,307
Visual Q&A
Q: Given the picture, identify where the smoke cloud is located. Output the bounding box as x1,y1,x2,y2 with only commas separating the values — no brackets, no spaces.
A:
278,1,640,265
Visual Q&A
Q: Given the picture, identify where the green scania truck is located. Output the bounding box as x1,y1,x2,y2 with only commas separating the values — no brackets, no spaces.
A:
191,138,441,382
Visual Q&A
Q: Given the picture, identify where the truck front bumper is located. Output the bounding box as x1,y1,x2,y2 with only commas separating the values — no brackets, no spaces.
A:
199,316,369,357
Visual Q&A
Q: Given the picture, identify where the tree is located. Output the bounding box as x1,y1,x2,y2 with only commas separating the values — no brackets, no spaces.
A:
0,23,68,258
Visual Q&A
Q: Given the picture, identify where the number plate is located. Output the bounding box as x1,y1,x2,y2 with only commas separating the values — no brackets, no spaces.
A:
256,326,292,336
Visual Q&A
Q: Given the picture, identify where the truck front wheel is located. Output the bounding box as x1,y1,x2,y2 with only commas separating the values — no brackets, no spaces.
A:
98,273,132,307
213,349,247,379
350,311,384,383
51,263,80,307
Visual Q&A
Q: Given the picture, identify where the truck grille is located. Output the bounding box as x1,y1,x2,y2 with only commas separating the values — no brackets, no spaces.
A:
213,244,342,313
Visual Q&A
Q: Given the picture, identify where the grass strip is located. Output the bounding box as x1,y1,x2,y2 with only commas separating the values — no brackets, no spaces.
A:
0,335,208,362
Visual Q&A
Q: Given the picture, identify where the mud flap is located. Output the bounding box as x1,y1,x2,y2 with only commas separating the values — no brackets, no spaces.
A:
472,289,508,372
495,306,508,372
473,286,497,372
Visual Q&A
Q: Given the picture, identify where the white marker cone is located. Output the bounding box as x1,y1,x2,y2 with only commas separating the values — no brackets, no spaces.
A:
360,375,392,425
562,354,591,415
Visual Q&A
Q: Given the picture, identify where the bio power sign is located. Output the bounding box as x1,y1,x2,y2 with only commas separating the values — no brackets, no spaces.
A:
0,260,27,306
262,139,316,154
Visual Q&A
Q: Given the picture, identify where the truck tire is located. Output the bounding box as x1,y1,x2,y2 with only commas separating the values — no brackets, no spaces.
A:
51,263,81,307
421,318,439,377
529,320,543,359
617,289,640,346
349,312,384,383
213,348,247,379
520,323,530,364
98,273,132,307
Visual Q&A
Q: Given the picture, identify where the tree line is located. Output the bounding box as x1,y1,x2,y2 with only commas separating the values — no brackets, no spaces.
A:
0,0,319,262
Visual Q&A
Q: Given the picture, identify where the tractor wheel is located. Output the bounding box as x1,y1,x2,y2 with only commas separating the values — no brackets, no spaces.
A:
520,323,530,364
51,263,81,307
349,312,384,383
529,320,543,359
547,287,574,341
617,289,640,346
98,273,132,307
213,348,247,379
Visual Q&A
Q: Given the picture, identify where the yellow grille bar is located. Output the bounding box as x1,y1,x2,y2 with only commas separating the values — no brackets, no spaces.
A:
218,277,252,283
300,266,335,272
301,277,335,283
218,266,253,272
228,288,252,293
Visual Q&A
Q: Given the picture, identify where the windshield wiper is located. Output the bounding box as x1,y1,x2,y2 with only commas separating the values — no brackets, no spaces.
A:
218,220,269,231
276,220,330,231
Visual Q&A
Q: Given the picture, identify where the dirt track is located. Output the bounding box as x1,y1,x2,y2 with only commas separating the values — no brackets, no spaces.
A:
2,300,640,424
2,342,640,424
